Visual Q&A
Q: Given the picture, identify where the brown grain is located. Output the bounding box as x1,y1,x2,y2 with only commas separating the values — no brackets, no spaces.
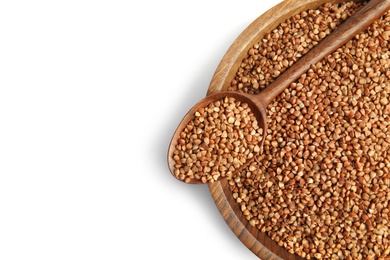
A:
228,2,390,259
172,97,263,183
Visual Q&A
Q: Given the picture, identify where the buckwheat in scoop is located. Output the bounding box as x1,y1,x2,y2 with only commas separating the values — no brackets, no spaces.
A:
172,96,263,184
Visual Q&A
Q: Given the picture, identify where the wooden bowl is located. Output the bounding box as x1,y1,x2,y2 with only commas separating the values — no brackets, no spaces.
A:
206,0,365,259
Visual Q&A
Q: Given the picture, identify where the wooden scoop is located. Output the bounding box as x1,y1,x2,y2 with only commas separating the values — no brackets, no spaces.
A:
168,0,390,184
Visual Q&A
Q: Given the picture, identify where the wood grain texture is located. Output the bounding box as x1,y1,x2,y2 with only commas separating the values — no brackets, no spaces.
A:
207,0,389,259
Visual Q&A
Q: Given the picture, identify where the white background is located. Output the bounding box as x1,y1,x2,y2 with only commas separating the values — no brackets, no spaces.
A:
0,1,282,259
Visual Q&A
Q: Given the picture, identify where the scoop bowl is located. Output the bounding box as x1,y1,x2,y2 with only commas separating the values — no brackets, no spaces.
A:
167,91,268,184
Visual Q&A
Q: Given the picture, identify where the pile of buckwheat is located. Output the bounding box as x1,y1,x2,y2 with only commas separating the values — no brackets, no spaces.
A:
227,1,390,259
172,97,263,183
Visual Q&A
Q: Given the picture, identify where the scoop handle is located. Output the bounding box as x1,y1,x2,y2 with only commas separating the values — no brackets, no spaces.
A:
259,0,390,106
